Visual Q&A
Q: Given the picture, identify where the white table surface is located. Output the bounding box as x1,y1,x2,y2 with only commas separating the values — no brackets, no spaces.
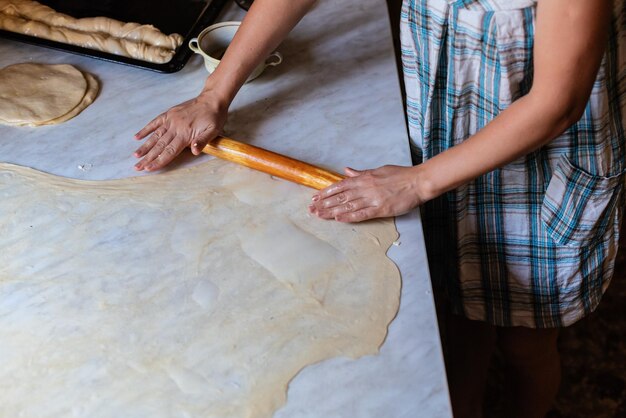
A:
0,1,452,417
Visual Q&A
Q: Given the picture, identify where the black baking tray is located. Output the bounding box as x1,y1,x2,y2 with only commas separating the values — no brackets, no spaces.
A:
0,0,229,73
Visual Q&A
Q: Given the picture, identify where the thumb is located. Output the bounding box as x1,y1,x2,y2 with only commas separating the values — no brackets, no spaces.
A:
190,129,220,155
345,167,364,177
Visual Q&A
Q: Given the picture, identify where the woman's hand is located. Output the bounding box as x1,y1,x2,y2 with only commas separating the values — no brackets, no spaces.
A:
132,0,317,173
133,90,228,171
308,165,425,223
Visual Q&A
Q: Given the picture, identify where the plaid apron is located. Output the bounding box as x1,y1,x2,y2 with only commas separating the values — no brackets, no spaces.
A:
400,0,626,327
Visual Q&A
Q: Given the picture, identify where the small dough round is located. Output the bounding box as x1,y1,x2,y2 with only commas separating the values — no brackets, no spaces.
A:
0,63,89,126
31,72,100,126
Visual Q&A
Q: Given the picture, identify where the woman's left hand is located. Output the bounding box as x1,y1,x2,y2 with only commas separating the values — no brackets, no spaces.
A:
308,165,424,223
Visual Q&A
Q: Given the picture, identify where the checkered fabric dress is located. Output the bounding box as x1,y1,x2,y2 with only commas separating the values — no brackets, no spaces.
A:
400,0,626,327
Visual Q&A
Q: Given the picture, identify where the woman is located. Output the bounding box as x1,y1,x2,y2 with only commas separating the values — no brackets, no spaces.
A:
133,1,624,417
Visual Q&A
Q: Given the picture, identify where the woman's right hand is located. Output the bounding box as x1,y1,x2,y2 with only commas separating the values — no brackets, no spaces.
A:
133,89,228,172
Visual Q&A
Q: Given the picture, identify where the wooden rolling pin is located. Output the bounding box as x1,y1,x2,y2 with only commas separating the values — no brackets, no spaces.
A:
201,136,345,190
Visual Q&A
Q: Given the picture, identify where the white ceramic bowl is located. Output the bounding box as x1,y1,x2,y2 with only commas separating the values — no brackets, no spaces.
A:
189,21,282,82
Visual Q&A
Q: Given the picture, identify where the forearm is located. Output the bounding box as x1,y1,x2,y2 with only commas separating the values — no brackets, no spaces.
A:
414,92,580,201
200,0,316,105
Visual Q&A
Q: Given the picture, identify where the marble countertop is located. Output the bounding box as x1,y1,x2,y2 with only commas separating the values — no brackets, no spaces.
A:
0,0,452,417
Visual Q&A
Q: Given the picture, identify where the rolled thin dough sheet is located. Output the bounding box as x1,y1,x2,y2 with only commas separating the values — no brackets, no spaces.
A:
0,159,401,418
0,63,99,127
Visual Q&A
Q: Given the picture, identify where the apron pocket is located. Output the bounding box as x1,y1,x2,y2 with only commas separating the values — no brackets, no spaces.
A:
541,155,623,247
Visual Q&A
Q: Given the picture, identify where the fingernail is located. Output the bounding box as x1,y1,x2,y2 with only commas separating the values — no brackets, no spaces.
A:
193,142,198,148
312,195,319,202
